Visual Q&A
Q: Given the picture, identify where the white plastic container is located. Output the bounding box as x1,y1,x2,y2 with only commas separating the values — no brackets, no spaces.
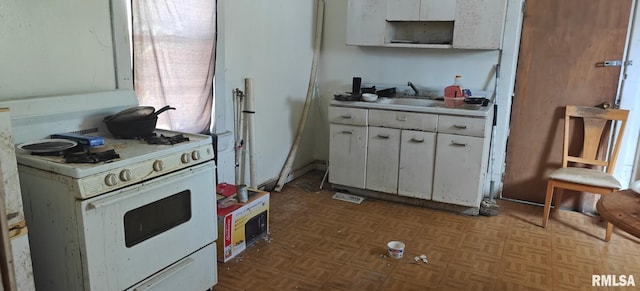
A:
387,241,405,259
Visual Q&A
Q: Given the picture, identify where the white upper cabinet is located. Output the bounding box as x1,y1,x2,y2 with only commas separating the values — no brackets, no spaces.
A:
387,0,456,21
346,0,387,46
347,0,507,49
452,0,507,49
420,0,456,21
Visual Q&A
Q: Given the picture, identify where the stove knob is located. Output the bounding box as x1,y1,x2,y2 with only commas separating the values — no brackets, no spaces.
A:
119,169,132,182
153,160,164,172
191,150,201,161
105,174,118,186
181,153,191,164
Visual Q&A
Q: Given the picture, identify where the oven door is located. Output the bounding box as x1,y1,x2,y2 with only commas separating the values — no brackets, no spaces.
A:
79,161,216,290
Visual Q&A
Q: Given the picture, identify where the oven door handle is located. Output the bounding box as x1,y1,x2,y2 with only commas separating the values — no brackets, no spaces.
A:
87,192,137,210
132,257,194,291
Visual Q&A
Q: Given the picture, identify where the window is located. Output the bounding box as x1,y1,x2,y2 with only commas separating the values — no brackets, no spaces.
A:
130,0,217,134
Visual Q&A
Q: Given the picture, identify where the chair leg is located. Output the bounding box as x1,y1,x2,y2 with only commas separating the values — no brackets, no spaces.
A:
542,180,555,228
554,188,564,211
605,222,613,242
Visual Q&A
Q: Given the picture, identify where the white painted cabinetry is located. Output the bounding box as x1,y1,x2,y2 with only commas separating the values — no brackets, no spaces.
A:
452,0,508,49
398,130,436,199
387,0,456,21
365,127,400,193
346,0,386,46
367,109,438,197
432,133,484,206
328,101,493,214
347,0,507,49
432,115,491,207
328,107,368,188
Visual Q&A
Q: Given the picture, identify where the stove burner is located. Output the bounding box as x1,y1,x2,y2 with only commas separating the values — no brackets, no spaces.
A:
144,134,190,145
64,149,120,164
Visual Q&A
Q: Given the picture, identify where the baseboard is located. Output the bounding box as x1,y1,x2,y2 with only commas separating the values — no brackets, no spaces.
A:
258,160,328,191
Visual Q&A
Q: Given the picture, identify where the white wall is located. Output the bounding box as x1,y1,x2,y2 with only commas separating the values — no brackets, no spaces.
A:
215,0,318,185
0,0,117,99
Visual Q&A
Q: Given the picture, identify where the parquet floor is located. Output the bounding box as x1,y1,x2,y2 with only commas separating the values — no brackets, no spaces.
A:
214,171,640,290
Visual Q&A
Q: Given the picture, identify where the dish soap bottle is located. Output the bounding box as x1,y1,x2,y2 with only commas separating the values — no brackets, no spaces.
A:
444,75,468,98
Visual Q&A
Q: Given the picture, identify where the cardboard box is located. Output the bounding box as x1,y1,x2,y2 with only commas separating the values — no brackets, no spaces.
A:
216,189,269,262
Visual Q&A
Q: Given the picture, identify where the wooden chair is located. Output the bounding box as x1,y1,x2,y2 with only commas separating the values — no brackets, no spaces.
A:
541,105,629,241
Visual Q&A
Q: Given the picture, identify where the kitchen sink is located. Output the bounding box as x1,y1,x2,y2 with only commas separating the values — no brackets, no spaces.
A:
376,98,441,107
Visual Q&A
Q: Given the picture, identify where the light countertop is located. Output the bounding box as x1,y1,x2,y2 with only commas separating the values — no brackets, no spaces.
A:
330,97,494,118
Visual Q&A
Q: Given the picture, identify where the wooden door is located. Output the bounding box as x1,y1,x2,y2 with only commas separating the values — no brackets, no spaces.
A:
502,0,632,208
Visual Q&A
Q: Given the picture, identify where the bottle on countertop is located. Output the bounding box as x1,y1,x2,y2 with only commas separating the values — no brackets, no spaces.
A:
352,77,362,95
444,75,469,98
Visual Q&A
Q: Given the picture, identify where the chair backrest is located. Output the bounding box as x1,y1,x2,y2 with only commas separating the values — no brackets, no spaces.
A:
563,106,629,174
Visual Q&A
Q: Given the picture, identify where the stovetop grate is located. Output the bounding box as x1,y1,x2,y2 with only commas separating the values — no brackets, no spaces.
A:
63,149,120,163
144,133,190,145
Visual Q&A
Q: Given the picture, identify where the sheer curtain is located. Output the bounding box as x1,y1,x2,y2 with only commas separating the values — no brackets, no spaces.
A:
132,0,216,134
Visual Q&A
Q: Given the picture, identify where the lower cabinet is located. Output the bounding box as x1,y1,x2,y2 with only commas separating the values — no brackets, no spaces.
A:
366,127,400,193
398,130,436,199
432,133,485,207
365,127,437,198
328,104,492,212
328,123,368,188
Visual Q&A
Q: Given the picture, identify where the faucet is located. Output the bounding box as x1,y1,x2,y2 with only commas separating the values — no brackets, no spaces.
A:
407,82,419,96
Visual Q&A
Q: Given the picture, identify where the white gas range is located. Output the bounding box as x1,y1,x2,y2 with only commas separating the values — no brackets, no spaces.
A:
2,92,218,291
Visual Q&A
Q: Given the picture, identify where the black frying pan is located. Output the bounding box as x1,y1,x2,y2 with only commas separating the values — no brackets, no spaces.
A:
104,105,175,138
104,105,174,123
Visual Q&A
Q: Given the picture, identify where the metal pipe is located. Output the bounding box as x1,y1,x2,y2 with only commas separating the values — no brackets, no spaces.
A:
232,88,244,187
244,78,258,188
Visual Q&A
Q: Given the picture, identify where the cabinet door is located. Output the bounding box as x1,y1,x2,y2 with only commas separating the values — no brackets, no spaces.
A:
347,0,387,46
452,0,507,49
366,127,400,193
386,0,420,20
329,124,368,188
388,0,455,21
420,0,456,21
432,133,484,207
398,130,436,199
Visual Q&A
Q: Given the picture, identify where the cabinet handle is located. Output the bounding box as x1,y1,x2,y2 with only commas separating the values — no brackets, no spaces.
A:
410,137,424,142
377,134,390,139
450,142,467,147
341,130,353,134
340,114,352,119
453,125,468,129
396,116,408,121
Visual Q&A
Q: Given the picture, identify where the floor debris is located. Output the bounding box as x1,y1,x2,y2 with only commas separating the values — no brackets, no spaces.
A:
479,198,500,216
332,192,364,204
